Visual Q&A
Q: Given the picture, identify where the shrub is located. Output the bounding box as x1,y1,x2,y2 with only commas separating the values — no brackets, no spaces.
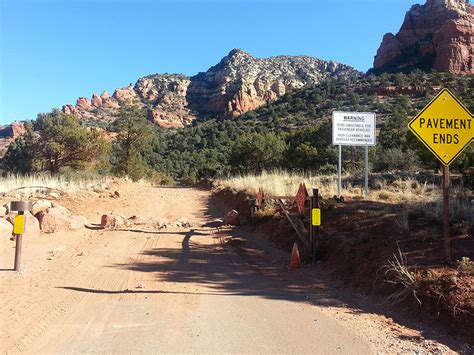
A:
374,147,420,172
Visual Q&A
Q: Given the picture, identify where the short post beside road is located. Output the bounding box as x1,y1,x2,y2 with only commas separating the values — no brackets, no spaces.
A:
310,188,320,262
11,201,32,272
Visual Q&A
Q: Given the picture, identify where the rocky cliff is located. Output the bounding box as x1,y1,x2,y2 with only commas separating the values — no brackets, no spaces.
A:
373,0,473,74
0,122,26,152
62,49,358,128
186,49,355,117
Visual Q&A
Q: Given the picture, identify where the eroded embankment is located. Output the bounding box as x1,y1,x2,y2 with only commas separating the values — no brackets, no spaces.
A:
212,186,473,342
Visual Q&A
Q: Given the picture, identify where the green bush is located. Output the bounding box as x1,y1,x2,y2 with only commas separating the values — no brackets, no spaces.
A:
374,148,421,172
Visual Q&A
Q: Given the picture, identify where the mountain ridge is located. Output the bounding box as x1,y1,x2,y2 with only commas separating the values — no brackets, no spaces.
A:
60,49,360,129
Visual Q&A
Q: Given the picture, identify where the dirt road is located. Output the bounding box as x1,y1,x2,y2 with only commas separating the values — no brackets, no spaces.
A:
0,183,459,353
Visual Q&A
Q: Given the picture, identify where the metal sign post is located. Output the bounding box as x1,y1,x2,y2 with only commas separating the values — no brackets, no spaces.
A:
332,112,376,199
364,144,369,198
408,88,473,262
338,145,342,197
442,166,451,262
11,201,32,272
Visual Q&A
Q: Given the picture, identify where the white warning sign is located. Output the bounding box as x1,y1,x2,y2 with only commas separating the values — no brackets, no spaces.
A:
332,111,376,146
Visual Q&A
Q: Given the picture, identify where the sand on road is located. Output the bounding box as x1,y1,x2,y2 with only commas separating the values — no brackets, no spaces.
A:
0,183,459,353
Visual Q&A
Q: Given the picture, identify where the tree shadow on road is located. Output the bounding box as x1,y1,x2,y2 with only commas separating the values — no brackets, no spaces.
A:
104,221,465,351
66,186,468,351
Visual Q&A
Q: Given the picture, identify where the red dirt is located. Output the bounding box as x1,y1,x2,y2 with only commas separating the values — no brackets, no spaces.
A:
214,187,474,342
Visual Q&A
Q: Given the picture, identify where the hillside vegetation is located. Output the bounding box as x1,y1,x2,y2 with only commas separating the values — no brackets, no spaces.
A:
2,71,473,182
145,71,473,181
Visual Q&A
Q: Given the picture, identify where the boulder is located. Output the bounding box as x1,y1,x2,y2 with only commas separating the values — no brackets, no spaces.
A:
69,215,88,230
223,210,239,226
36,207,72,234
50,204,72,217
100,214,125,229
32,199,53,215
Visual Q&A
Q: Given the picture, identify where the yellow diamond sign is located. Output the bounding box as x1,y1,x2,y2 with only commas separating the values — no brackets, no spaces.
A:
409,89,473,166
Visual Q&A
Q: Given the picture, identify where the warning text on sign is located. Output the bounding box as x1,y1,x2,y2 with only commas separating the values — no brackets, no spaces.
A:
332,112,376,146
418,117,472,145
408,88,473,166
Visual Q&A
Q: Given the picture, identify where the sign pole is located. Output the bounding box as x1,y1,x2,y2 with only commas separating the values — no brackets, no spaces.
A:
442,165,451,262
364,144,369,199
338,145,342,197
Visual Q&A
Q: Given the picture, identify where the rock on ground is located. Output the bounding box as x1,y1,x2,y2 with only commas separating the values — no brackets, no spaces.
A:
36,207,71,234
223,210,239,226
100,214,126,229
32,199,53,215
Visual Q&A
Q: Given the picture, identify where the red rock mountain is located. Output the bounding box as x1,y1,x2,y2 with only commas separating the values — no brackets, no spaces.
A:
62,49,358,128
0,122,26,152
373,0,473,74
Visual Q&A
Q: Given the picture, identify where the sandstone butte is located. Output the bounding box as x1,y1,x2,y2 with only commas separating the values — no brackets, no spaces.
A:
373,0,473,74
57,49,357,130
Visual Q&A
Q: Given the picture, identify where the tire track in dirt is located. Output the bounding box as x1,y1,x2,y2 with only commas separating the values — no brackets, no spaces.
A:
23,231,165,353
2,230,151,353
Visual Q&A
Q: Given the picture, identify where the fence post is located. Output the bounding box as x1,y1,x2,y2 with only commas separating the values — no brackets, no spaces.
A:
11,201,32,272
310,188,319,262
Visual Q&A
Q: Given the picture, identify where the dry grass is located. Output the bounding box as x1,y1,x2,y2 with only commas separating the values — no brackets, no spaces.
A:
216,170,361,198
216,170,442,203
372,177,440,203
457,257,474,276
383,248,421,306
0,174,111,195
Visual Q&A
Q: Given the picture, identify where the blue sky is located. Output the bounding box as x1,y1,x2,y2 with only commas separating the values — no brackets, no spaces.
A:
0,0,418,123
